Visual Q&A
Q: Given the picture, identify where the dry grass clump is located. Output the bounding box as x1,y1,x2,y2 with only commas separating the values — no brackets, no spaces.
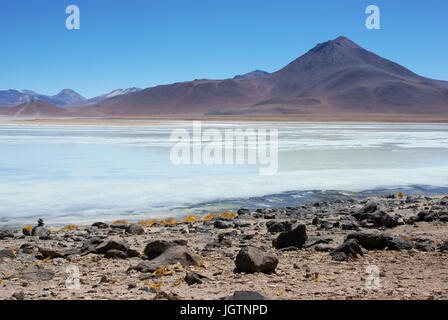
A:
60,224,78,230
112,220,130,225
137,211,236,226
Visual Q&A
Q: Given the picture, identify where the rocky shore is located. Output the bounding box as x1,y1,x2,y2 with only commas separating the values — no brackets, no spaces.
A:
1,193,448,300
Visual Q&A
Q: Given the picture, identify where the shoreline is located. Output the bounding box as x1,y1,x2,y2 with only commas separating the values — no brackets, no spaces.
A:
2,113,448,126
1,193,448,300
2,187,448,231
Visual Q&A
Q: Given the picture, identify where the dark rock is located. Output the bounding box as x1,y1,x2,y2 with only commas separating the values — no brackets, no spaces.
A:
331,239,363,261
133,245,201,273
80,237,103,254
266,221,292,233
223,291,271,300
304,236,333,249
39,247,64,259
143,240,177,259
384,236,415,251
105,249,128,259
359,210,399,228
346,231,388,250
127,248,140,258
214,219,232,229
92,222,109,229
184,271,210,285
438,240,448,252
341,221,360,230
11,292,25,300
331,252,348,261
353,200,378,220
237,208,250,215
417,211,436,222
313,244,335,252
414,238,436,252
234,220,251,228
95,238,129,254
110,223,129,230
31,226,51,240
272,223,307,249
263,213,276,219
22,227,32,236
127,224,145,235
20,243,36,254
235,246,278,273
0,230,14,240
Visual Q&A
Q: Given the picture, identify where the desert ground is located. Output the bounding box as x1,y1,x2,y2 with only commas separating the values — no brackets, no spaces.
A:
1,194,448,300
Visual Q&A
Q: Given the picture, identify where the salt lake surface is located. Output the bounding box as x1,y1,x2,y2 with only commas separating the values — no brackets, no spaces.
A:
1,122,448,227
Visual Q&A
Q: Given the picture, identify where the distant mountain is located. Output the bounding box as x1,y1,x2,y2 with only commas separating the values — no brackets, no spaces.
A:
84,87,142,105
75,36,448,117
234,70,269,79
3,36,448,117
0,99,68,117
0,87,142,107
52,89,86,106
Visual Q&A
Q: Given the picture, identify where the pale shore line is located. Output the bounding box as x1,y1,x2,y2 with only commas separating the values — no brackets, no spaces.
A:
1,113,448,126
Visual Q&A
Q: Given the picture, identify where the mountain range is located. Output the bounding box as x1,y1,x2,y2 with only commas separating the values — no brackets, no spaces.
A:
0,87,142,107
1,36,447,117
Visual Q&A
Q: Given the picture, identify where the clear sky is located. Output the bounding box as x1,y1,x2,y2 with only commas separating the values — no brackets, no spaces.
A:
1,0,447,98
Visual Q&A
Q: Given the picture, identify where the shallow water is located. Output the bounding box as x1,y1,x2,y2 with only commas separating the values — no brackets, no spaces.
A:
1,122,448,227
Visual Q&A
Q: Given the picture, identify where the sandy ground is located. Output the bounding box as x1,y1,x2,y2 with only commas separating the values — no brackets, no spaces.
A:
1,113,448,126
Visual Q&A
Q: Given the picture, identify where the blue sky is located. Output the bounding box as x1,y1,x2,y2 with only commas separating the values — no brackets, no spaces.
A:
1,0,447,98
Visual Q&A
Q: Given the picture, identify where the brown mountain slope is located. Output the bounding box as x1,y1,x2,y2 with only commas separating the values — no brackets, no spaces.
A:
29,36,448,117
0,99,69,117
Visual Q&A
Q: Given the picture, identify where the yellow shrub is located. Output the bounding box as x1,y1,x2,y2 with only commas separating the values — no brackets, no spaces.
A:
220,212,236,218
112,220,130,225
60,224,78,230
179,215,198,223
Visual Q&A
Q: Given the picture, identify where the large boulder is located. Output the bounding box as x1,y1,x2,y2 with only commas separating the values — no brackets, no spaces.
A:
384,235,415,251
80,237,103,255
31,226,51,240
143,240,180,259
134,244,201,273
330,239,363,261
346,231,389,250
0,230,14,240
272,223,307,249
95,238,129,254
266,221,292,233
352,200,378,220
127,224,145,235
235,246,278,273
